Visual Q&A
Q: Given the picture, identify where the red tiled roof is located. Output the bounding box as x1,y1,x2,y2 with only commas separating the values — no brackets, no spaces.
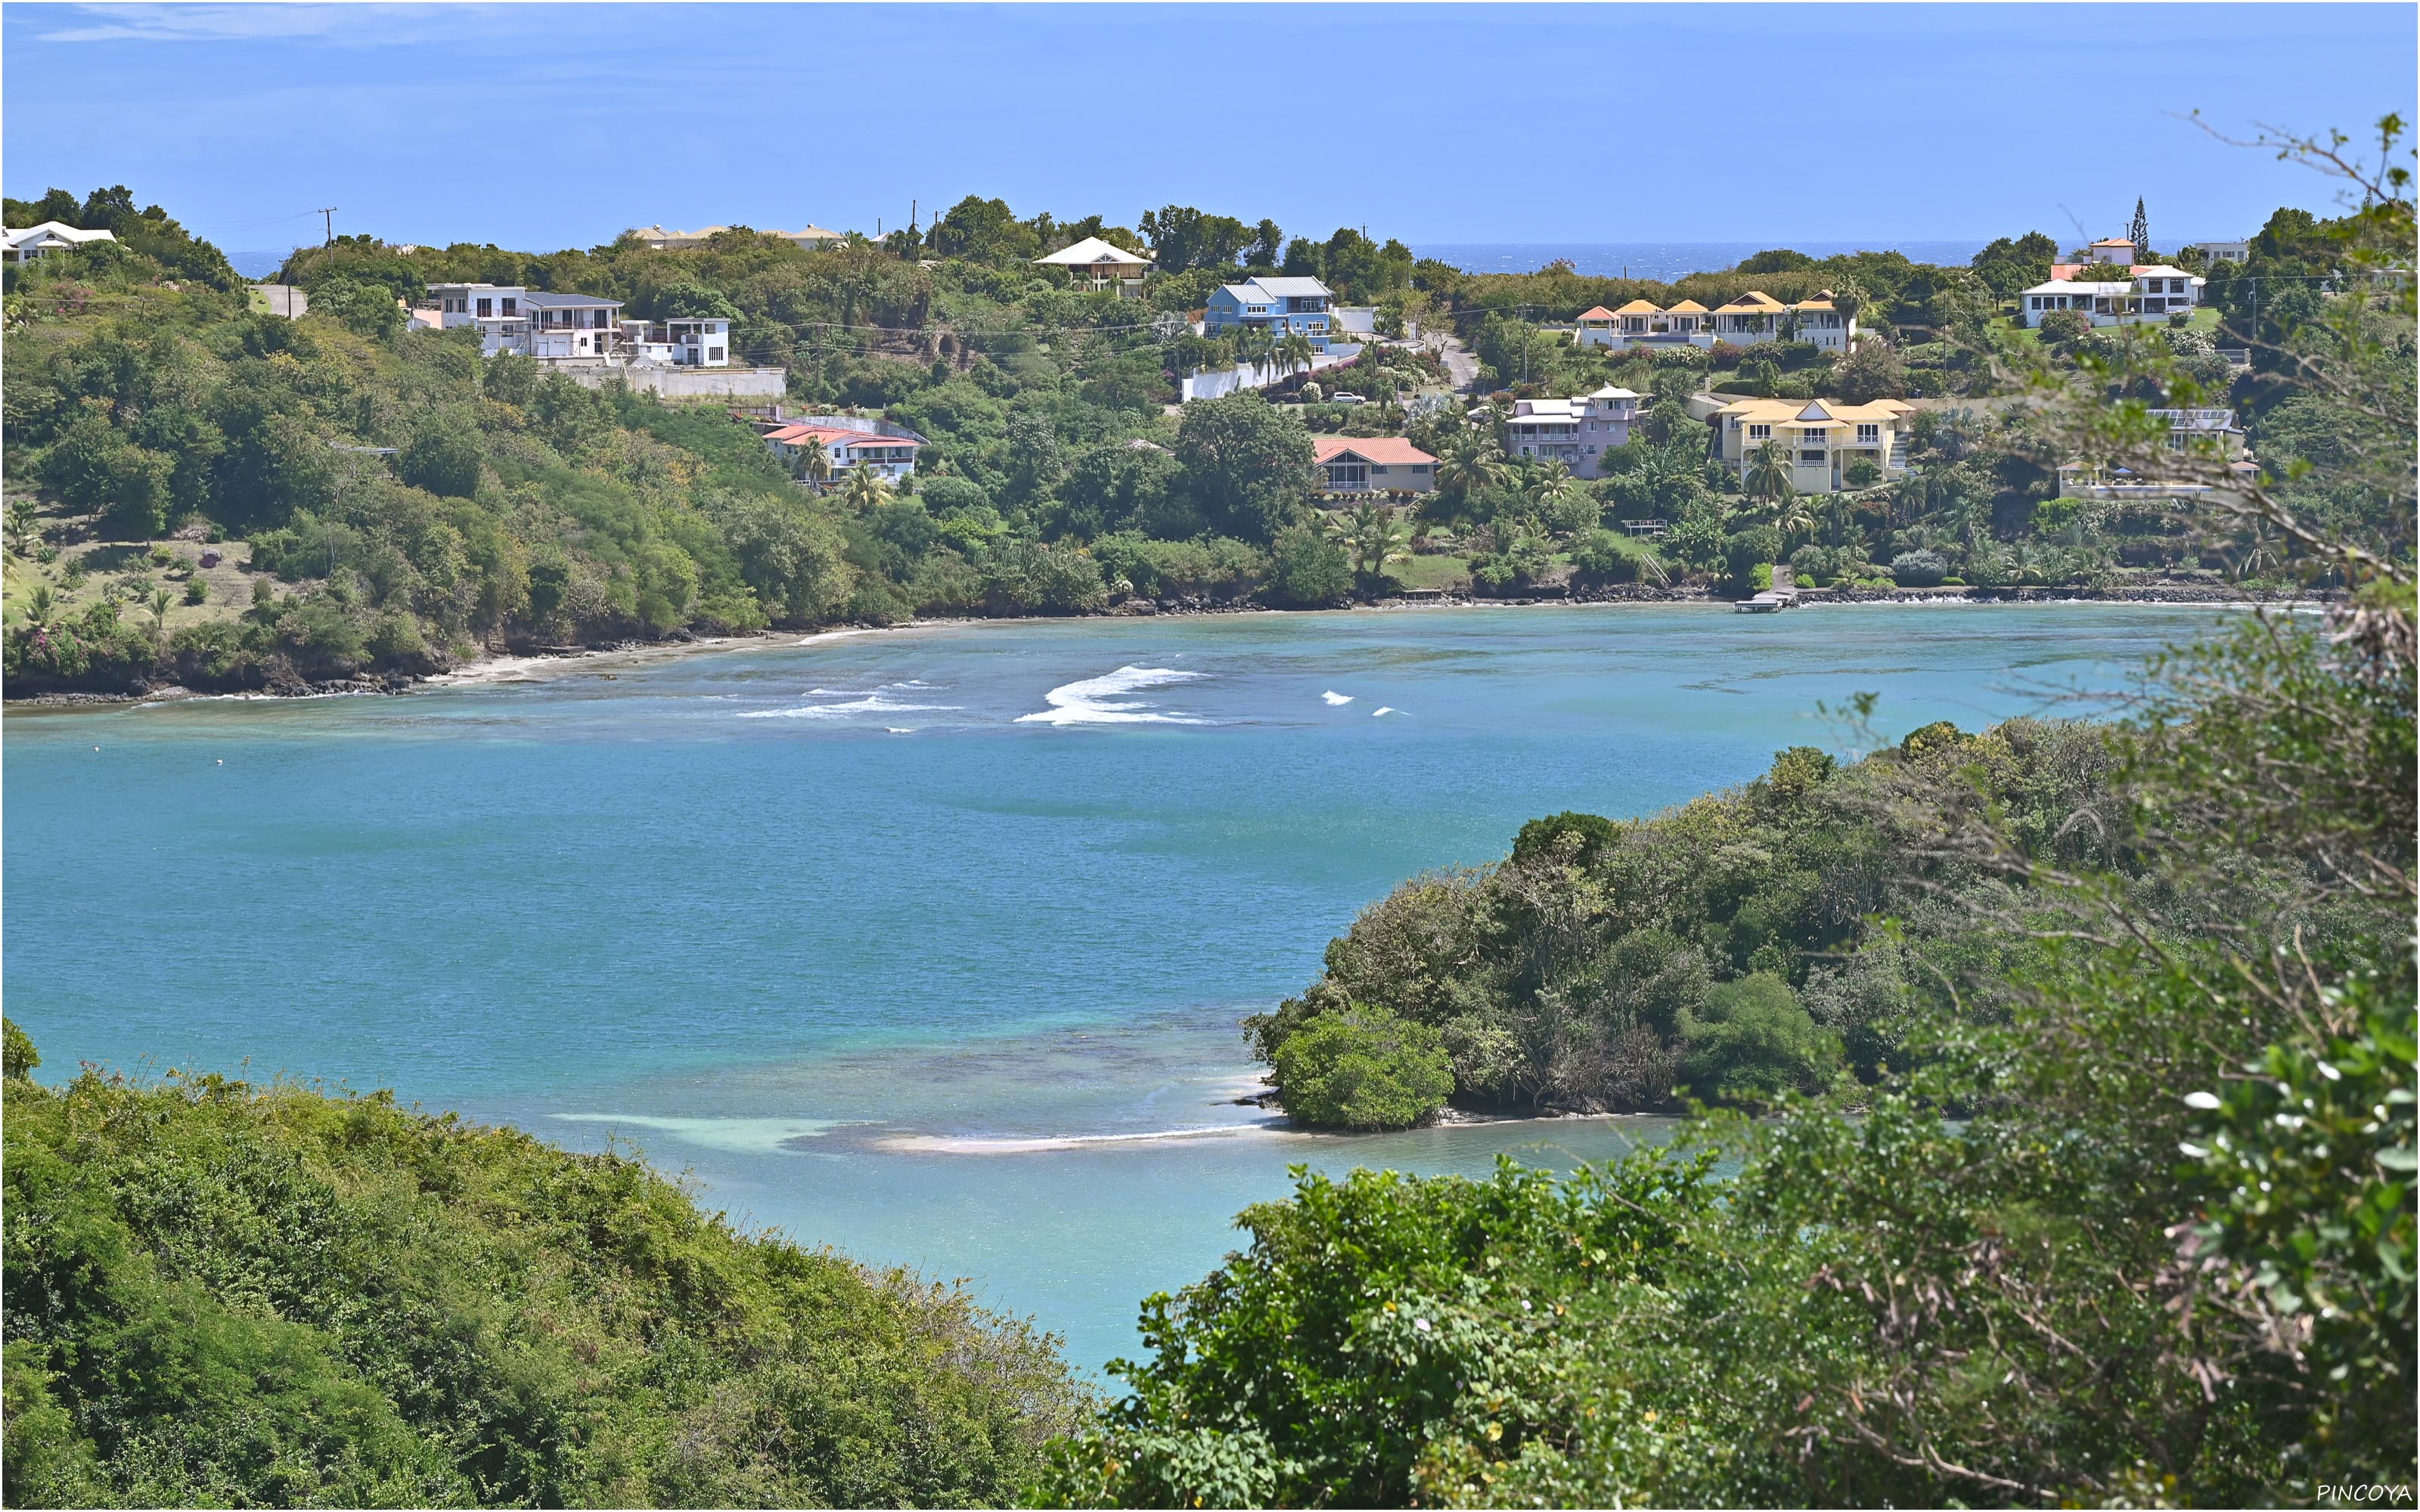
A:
1313,435,1437,466
768,423,922,449
1577,305,1618,321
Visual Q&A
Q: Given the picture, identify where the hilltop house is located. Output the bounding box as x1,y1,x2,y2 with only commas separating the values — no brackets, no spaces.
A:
2020,264,2205,327
764,419,926,484
1577,299,1711,351
2186,239,2251,265
1711,291,1857,353
1033,236,1152,295
1204,275,1335,351
1711,396,1915,494
620,316,734,367
2,221,117,262
2084,237,2139,265
1502,386,1641,479
1313,436,1438,496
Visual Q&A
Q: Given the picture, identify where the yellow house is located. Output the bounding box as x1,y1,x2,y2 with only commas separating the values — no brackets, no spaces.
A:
1711,396,1915,494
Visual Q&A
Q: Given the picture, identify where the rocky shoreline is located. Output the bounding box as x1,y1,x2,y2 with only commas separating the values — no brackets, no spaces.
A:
4,582,2330,708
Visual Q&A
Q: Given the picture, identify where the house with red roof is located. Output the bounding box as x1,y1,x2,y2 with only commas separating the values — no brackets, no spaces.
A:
1312,435,1438,497
765,422,925,485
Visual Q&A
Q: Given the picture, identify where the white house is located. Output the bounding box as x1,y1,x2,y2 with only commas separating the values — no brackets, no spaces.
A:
1707,290,1857,352
1502,386,1641,479
1033,235,1152,295
2020,264,2205,327
765,421,924,484
1577,299,1712,351
2,222,118,262
619,316,734,367
2186,240,2251,265
2083,237,2139,265
427,283,626,359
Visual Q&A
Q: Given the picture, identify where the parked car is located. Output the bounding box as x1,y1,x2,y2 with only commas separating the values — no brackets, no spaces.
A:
1330,392,1367,405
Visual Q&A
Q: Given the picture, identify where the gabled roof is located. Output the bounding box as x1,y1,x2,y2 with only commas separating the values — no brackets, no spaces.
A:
1584,385,1641,400
3,221,117,249
1712,397,1913,425
1313,435,1437,466
1224,275,1333,302
2090,237,2136,247
1578,305,1620,321
1035,235,1152,268
1665,299,1709,314
1612,299,1662,315
1792,298,1835,311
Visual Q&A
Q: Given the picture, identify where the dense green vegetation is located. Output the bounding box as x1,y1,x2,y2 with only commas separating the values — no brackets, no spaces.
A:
1251,719,2112,1126
2,1033,1084,1507
2,178,2395,695
1040,119,2417,1507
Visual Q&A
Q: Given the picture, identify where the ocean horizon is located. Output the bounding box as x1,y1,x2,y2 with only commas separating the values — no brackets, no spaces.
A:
1411,239,1998,281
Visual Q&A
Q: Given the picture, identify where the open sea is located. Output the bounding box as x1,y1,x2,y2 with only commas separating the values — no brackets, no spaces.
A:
3,602,2229,1370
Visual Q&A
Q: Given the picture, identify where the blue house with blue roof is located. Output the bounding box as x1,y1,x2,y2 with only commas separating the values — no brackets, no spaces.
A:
1203,275,1336,352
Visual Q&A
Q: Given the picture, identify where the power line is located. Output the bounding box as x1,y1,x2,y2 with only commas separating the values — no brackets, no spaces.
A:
315,207,338,245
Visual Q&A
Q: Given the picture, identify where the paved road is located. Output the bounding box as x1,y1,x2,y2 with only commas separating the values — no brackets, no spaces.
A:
1421,324,1481,392
250,284,308,318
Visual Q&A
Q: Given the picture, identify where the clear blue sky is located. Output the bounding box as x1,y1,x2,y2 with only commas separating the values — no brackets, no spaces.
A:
5,2,2413,259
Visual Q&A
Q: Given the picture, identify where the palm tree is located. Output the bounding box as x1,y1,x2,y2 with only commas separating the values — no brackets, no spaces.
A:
147,584,173,638
1743,439,1795,511
1329,503,1413,584
1520,459,1574,512
24,583,56,627
1435,432,1509,500
1775,494,1820,551
1275,332,1315,385
792,440,833,491
840,460,891,513
5,501,38,558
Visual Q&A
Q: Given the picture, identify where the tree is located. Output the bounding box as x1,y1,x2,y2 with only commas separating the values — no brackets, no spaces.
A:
1832,338,1906,404
2130,195,2151,262
1175,392,1313,543
1274,332,1315,384
5,501,39,557
1271,1007,1456,1129
1326,502,1413,584
2036,308,2092,346
1262,523,1351,606
839,460,891,513
146,584,173,638
1742,438,1795,510
398,420,482,499
1137,206,1252,273
1435,432,1508,502
790,439,833,490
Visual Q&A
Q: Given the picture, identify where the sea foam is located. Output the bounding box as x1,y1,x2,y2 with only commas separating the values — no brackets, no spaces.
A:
1016,666,1207,726
739,693,960,720
1321,690,1354,705
549,1113,848,1154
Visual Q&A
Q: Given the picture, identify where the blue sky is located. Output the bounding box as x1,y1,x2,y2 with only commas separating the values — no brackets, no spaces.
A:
5,3,2413,259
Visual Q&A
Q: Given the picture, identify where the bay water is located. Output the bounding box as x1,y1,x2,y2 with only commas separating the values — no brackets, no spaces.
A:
3,603,2223,1369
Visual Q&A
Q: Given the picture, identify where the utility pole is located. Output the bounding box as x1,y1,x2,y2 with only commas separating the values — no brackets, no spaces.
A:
316,206,338,245
911,199,918,234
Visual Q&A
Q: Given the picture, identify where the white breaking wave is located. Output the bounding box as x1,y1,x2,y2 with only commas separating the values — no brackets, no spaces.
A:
1016,666,1208,726
1321,690,1354,705
875,1118,1292,1154
1372,706,1401,717
796,628,875,646
740,694,960,720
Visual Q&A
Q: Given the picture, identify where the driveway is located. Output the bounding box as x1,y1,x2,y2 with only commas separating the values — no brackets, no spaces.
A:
250,284,308,318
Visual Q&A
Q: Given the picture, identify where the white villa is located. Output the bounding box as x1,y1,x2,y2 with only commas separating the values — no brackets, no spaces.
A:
3,221,117,262
1576,299,1711,350
1313,436,1438,496
764,420,925,484
2020,264,2205,327
1710,396,1915,494
2186,239,2251,265
1502,386,1641,479
423,283,742,367
1033,235,1152,295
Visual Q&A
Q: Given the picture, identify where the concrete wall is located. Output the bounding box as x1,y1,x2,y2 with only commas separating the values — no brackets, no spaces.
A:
557,365,788,399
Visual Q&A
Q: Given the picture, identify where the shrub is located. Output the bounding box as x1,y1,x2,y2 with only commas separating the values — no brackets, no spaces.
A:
182,577,207,605
0,1030,1087,1507
1262,524,1351,607
2037,308,2092,345
1842,456,1882,489
1675,971,1842,1106
1889,548,1948,587
1271,1006,1456,1129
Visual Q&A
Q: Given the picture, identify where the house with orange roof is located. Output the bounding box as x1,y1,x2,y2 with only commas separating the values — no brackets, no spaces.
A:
1708,396,1914,494
1312,435,1438,496
765,421,926,485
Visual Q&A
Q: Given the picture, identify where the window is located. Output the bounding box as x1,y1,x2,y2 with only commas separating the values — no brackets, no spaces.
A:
1799,450,1826,463
501,298,517,316
707,347,724,363
1857,423,1879,443
476,298,493,317
1748,423,1770,439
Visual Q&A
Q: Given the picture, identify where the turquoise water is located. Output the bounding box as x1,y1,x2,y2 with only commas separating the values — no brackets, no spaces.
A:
3,603,2219,1368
